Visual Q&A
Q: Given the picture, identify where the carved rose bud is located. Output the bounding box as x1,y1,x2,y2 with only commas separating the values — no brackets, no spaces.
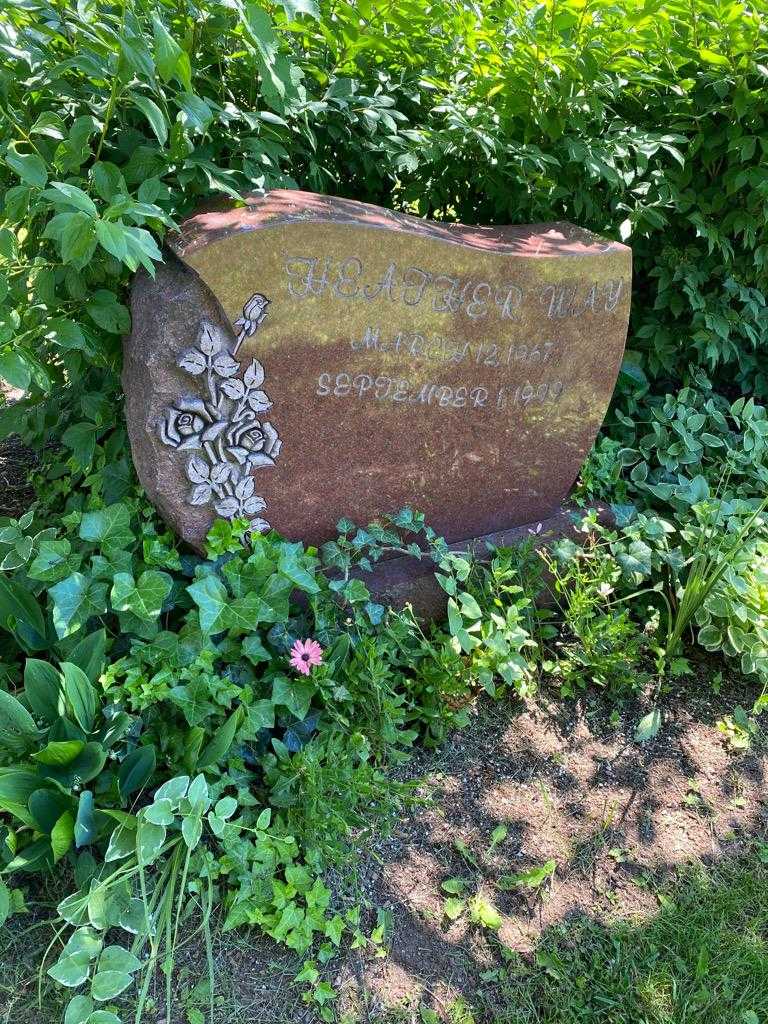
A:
158,396,228,450
225,413,282,467
234,293,270,341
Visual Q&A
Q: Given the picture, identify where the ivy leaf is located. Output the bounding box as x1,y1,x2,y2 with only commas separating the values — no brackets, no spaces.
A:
188,574,231,633
50,573,108,637
110,570,172,620
62,422,98,469
79,504,134,550
272,674,314,721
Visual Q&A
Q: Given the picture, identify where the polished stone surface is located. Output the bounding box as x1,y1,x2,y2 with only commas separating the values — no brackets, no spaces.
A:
125,190,631,550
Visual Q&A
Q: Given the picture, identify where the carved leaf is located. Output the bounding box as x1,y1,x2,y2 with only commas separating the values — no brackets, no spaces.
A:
249,517,271,533
209,462,232,485
247,389,272,413
235,475,255,500
200,420,227,442
198,323,223,356
189,483,212,506
248,453,275,470
215,497,240,519
186,456,210,484
243,360,265,388
178,349,207,375
243,494,266,514
212,353,240,378
227,445,249,464
219,378,245,400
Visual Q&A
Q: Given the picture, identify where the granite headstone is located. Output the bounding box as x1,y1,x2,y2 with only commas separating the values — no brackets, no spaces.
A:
124,190,631,555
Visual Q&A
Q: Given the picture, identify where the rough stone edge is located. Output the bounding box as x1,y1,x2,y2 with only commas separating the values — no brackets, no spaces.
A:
365,504,614,619
123,248,238,550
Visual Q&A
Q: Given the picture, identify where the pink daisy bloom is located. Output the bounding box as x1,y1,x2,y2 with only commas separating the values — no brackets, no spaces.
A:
289,638,323,676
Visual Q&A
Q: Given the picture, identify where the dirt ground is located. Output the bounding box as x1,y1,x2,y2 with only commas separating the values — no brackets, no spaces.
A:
172,669,768,1024
328,671,768,1021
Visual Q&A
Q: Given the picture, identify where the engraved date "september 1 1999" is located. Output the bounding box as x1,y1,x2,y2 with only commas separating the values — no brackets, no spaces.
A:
316,372,564,411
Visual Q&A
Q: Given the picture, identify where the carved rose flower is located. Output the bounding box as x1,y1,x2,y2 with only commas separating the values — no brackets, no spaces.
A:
158,396,227,450
225,413,282,467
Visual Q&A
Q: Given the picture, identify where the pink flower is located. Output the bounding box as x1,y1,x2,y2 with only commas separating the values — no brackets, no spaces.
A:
289,638,323,676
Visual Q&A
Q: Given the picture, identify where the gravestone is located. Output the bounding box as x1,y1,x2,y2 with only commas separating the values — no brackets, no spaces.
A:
125,190,631,569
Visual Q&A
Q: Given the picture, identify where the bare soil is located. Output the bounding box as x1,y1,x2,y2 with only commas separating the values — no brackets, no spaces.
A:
333,670,768,1021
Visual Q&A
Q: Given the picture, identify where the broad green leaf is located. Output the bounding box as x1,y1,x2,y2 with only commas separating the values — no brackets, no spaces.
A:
131,94,168,146
0,879,10,927
67,628,106,683
32,739,85,766
91,969,133,1001
61,662,96,732
0,351,31,390
153,775,189,805
152,15,192,89
48,951,91,988
443,897,464,920
64,994,94,1024
118,745,156,799
94,218,129,261
635,709,662,743
137,818,166,865
99,945,141,974
74,790,97,847
43,182,98,216
85,290,130,334
468,895,502,929
0,577,47,644
51,810,76,862
104,823,136,862
197,708,242,768
24,658,63,721
143,797,174,826
497,860,556,890
5,142,47,187
0,689,41,755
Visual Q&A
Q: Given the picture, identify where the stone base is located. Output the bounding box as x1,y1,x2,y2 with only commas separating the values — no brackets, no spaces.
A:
365,504,611,619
